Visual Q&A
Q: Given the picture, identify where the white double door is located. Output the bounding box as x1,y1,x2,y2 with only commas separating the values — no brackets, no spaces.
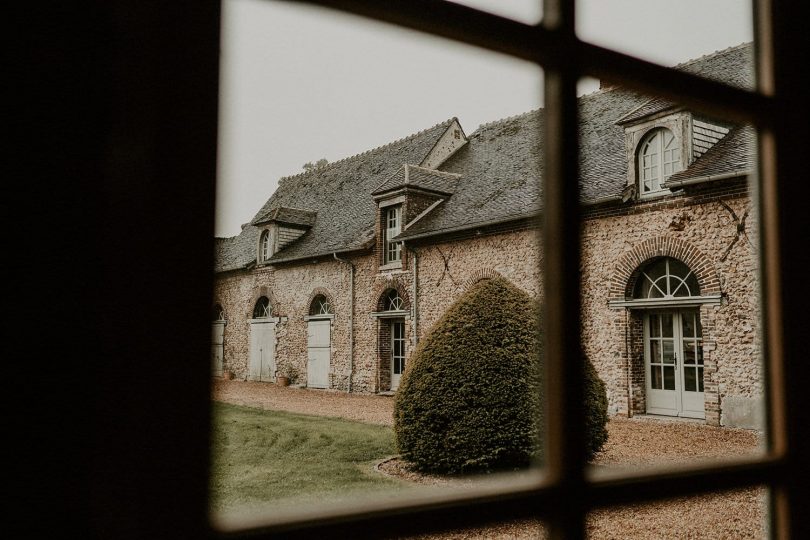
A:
307,319,331,389
644,310,705,419
249,320,276,382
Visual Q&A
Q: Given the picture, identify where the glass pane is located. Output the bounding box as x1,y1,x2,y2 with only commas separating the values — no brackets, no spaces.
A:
682,312,695,337
649,314,660,337
650,340,661,364
662,341,675,364
214,0,546,523
651,365,662,390
698,367,705,392
661,313,674,337
697,344,704,365
684,366,696,391
587,488,768,539
663,366,675,390
683,341,696,364
576,0,754,90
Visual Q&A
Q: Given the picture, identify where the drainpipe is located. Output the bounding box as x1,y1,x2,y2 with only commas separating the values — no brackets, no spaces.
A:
333,253,354,393
625,308,633,418
408,244,419,348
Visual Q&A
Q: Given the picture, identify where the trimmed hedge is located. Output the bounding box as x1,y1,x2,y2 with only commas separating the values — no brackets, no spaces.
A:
394,277,608,474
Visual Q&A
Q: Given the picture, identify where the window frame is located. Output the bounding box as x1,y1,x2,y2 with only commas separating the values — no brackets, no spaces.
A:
638,128,682,197
192,1,806,538
383,204,402,265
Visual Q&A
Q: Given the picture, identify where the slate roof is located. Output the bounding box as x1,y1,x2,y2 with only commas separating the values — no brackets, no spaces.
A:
214,119,456,271
617,96,680,125
253,206,317,227
216,44,756,270
665,125,756,185
372,164,461,197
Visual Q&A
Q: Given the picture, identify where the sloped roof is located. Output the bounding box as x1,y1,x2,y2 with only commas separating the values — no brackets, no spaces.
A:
399,43,755,240
665,125,756,185
215,119,456,271
253,207,317,227
216,44,756,270
372,164,461,196
617,96,680,125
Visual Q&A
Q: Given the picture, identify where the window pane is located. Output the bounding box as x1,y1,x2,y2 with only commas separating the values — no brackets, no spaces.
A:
213,0,545,524
649,314,660,337
684,366,696,391
661,314,674,338
587,487,768,539
576,0,754,91
663,365,675,390
651,365,662,390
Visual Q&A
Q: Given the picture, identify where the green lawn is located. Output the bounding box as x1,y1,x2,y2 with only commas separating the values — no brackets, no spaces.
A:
210,403,407,512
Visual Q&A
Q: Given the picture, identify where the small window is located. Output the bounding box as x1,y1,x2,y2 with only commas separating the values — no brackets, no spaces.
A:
309,294,333,316
384,205,402,264
212,303,225,322
634,257,700,299
638,128,681,196
252,296,271,318
384,289,405,311
259,230,271,262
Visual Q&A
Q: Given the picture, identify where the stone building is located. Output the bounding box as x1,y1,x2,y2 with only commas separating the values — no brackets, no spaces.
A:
213,43,760,428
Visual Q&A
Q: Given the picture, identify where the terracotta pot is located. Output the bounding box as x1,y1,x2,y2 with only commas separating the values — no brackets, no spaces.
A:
223,370,234,380
277,376,290,387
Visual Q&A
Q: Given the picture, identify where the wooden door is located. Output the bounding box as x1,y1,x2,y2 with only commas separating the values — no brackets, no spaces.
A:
307,319,331,389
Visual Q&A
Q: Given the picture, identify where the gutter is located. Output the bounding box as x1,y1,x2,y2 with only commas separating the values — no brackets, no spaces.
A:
408,245,419,350
662,169,751,189
333,253,355,393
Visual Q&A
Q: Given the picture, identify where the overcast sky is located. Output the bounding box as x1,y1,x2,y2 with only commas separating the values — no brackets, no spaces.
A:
215,0,753,237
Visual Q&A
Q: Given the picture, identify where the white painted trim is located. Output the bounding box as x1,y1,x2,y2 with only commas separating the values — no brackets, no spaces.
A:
370,310,409,319
379,195,406,208
304,314,335,321
248,317,283,324
608,295,722,309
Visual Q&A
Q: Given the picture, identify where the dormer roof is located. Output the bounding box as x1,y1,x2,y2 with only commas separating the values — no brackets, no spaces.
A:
372,164,461,198
253,206,317,227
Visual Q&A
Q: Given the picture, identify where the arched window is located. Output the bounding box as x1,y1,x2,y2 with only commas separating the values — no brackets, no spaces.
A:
309,294,333,316
252,296,271,318
638,128,681,196
633,257,700,299
212,303,225,322
259,230,271,262
384,289,405,311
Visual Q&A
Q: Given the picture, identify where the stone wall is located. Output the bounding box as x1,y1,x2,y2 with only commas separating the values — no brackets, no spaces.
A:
213,186,761,428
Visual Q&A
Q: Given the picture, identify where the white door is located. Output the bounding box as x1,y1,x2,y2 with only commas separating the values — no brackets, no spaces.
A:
249,321,276,382
211,322,224,376
307,319,331,389
391,319,406,390
644,311,705,419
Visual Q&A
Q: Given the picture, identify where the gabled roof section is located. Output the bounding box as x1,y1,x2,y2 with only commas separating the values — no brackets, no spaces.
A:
371,164,461,198
253,206,317,227
663,125,756,187
214,118,456,271
616,96,681,125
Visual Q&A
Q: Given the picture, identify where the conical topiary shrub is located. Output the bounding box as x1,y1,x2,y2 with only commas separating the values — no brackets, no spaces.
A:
394,277,608,474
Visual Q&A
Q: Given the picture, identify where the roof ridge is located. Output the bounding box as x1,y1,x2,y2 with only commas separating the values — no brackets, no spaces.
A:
671,41,752,70
276,117,457,184
470,107,545,136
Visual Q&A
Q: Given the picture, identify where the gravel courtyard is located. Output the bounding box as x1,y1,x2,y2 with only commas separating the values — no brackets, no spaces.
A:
212,380,766,539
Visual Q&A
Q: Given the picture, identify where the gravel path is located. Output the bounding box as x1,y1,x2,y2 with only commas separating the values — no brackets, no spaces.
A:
212,380,766,539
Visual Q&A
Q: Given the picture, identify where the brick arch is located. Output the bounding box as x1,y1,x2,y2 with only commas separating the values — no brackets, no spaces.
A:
460,268,504,292
306,287,336,315
609,236,721,300
372,277,411,312
246,286,279,318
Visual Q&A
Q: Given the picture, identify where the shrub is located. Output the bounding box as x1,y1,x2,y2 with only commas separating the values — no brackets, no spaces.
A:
394,277,608,474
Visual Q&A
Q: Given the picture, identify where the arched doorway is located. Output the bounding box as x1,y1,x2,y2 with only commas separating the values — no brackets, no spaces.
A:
248,296,276,382
306,294,333,389
374,288,409,391
634,257,705,418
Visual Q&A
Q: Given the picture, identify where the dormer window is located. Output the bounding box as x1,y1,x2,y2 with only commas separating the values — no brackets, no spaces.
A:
639,128,682,196
259,229,272,263
384,205,402,264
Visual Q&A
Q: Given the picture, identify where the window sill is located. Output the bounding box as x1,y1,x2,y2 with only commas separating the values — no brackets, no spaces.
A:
379,262,403,272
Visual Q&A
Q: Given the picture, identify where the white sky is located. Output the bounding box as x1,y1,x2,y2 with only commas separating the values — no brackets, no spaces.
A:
215,0,752,237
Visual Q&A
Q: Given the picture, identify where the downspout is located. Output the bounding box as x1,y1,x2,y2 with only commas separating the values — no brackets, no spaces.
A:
333,253,354,393
409,244,419,348
625,308,633,418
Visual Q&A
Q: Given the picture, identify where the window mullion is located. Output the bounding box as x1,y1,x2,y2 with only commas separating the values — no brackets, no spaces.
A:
543,0,585,538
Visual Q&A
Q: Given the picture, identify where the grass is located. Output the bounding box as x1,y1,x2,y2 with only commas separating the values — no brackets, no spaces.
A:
210,403,406,512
